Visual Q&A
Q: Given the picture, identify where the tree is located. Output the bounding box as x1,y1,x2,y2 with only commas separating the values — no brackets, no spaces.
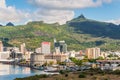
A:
75,60,83,67
107,54,114,57
70,57,83,70
88,59,96,63
49,61,54,66
97,56,104,60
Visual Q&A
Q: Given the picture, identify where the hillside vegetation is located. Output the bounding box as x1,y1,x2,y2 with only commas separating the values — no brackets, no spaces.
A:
1,15,120,51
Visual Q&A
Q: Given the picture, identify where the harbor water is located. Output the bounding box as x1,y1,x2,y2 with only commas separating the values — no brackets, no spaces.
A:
0,63,54,80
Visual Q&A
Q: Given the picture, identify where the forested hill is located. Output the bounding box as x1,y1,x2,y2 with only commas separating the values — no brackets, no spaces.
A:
67,14,120,39
1,15,120,51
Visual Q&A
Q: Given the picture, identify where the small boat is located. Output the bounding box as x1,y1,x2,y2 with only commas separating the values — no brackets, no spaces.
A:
32,66,44,70
0,59,15,64
44,67,58,72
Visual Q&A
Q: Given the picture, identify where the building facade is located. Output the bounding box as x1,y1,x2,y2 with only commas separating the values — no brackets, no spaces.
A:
30,53,56,66
30,53,45,66
35,47,41,53
45,54,68,62
86,47,100,59
41,42,51,54
54,40,67,53
20,43,26,54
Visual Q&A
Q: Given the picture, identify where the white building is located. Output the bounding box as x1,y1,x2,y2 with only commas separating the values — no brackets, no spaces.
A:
69,51,76,57
41,42,51,54
35,47,41,53
23,51,32,60
0,51,10,59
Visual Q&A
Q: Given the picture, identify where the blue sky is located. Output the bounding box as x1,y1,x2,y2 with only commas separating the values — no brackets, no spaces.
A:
0,0,120,25
75,0,120,20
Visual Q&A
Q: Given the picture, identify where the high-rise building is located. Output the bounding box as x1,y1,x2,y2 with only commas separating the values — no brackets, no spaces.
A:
59,41,67,53
85,47,100,59
20,43,26,54
41,42,51,54
54,39,67,54
54,41,60,54
0,41,3,52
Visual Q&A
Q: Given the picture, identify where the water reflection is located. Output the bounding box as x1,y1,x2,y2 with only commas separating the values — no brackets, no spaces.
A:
0,63,31,75
0,63,47,80
0,63,58,80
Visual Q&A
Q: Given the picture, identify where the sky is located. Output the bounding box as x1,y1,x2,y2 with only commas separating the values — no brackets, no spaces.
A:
0,0,120,25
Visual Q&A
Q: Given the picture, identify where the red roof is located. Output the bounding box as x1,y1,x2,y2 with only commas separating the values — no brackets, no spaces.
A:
42,42,50,45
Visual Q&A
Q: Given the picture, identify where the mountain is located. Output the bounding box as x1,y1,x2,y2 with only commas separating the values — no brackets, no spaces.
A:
68,14,120,39
6,22,14,26
0,15,120,51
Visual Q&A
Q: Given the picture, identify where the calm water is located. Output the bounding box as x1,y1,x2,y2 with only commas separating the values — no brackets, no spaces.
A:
0,63,51,80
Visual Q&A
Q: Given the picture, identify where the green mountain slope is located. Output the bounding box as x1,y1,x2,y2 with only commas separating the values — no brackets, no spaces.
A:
1,15,120,51
0,21,74,50
68,15,120,39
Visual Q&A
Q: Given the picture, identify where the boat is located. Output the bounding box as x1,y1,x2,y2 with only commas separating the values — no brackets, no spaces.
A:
44,66,58,72
32,66,44,70
0,59,15,64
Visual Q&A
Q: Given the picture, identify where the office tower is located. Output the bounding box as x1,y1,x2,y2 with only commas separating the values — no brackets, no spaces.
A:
54,39,60,54
41,42,51,54
59,41,67,53
54,39,67,54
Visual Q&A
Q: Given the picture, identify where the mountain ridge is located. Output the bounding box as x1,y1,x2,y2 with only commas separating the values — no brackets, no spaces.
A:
68,14,120,39
0,15,120,51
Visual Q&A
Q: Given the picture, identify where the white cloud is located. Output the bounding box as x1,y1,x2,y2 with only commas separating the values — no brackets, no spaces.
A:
0,0,30,24
0,0,112,25
32,9,74,24
28,0,112,10
27,0,112,24
105,19,120,25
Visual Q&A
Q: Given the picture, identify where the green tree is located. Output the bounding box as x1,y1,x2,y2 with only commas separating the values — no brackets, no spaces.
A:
75,60,83,67
97,56,104,60
49,61,54,66
70,57,83,70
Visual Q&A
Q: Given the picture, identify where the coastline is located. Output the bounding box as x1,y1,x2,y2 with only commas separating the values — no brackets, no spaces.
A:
14,69,120,80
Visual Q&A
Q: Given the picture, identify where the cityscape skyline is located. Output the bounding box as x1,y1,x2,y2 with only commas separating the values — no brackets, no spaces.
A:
0,0,120,25
0,0,120,80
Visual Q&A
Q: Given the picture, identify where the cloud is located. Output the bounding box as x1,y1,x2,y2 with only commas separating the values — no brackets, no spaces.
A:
28,0,112,10
105,19,120,25
0,0,112,25
27,0,112,24
32,9,74,24
0,0,30,24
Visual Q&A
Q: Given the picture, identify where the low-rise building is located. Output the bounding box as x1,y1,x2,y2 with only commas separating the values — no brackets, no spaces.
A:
30,53,45,66
30,53,57,67
0,51,10,59
45,54,68,62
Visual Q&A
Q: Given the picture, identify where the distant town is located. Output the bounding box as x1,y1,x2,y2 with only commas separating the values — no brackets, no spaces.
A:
0,38,120,72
